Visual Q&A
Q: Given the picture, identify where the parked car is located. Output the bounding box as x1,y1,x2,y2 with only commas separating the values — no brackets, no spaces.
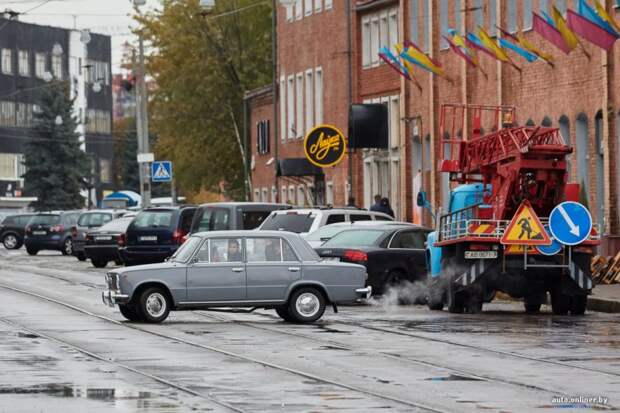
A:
258,208,393,236
72,210,130,261
0,213,36,249
189,202,291,235
305,221,416,248
315,224,432,297
102,230,371,323
120,206,197,265
84,214,136,268
24,211,83,255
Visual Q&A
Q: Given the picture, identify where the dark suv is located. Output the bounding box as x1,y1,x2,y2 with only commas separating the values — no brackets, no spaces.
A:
189,202,291,234
120,206,197,265
0,213,36,249
24,211,82,255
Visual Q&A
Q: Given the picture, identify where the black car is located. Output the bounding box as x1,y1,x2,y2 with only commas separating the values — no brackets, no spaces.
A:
189,202,291,234
120,206,197,265
84,215,135,268
0,213,36,249
24,211,83,255
315,224,432,297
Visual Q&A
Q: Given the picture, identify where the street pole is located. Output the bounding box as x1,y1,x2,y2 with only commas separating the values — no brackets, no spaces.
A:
272,0,279,202
136,34,151,208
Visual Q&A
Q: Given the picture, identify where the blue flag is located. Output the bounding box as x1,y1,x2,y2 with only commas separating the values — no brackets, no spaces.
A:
498,38,538,62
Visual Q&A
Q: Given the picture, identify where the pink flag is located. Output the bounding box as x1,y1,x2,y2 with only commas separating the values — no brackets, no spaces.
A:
567,9,618,51
533,12,572,54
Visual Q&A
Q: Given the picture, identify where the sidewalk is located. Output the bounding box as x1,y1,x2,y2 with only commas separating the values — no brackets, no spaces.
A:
588,284,620,313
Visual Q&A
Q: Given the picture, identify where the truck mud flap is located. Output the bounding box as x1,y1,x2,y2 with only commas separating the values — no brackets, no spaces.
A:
570,260,592,290
455,259,488,286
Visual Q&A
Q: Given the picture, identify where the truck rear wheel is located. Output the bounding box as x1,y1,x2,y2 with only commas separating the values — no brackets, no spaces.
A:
551,289,570,315
570,295,587,315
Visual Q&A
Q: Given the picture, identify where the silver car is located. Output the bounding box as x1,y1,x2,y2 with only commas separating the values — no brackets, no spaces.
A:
102,230,371,324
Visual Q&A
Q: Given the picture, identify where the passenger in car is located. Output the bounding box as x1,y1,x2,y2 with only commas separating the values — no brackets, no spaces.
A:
227,239,242,262
265,238,281,261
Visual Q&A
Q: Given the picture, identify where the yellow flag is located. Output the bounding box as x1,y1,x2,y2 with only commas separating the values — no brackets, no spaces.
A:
477,26,509,61
594,0,620,35
394,43,415,75
400,44,446,77
518,33,554,62
552,6,578,51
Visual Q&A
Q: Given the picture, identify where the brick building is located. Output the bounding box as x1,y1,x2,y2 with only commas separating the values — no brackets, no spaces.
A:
248,0,620,253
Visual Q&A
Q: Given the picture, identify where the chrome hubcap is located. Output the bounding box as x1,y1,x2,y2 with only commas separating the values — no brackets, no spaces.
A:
146,293,166,318
295,293,320,317
4,235,17,248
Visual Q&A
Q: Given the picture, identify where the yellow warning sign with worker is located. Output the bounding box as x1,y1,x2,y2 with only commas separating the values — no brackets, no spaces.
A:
500,200,552,246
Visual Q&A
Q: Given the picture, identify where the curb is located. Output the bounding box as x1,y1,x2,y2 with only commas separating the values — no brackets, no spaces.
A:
587,297,620,313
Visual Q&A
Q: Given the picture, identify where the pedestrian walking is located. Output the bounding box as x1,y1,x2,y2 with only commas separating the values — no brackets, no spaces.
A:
380,197,395,218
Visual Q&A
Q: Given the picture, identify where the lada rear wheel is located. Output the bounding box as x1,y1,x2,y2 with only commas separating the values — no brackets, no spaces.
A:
288,287,326,323
138,287,171,323
119,304,143,322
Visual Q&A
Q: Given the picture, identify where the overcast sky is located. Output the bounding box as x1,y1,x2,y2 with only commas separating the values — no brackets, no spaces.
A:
1,0,159,73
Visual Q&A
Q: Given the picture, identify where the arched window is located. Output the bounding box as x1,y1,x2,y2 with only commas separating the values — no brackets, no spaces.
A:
575,113,589,200
559,115,571,179
541,116,552,127
594,111,604,228
525,119,535,126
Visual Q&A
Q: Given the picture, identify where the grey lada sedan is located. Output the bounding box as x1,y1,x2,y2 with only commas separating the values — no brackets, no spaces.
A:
102,230,371,323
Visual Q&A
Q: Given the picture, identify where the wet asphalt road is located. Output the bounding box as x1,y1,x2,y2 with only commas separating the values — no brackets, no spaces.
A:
0,248,619,412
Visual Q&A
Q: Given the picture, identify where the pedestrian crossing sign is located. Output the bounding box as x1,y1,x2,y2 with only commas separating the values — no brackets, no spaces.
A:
151,161,172,182
500,200,552,246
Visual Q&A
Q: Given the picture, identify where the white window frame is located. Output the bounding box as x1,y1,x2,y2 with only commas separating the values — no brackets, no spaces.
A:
262,187,269,202
271,186,277,203
304,0,313,16
35,53,46,79
18,50,29,77
280,75,286,142
288,185,296,204
390,95,400,149
379,12,389,50
326,181,334,206
388,9,398,49
305,70,314,131
362,17,371,68
370,17,380,66
297,185,305,206
295,0,303,20
254,189,260,202
296,72,304,138
325,0,332,10
315,67,323,125
314,0,322,13
1,49,12,75
287,75,295,139
286,4,293,21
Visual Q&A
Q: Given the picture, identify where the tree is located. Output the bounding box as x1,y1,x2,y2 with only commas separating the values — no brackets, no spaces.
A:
136,0,272,200
22,81,90,211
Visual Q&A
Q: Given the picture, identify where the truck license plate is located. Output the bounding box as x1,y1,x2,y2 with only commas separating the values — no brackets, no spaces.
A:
465,251,497,259
140,236,157,242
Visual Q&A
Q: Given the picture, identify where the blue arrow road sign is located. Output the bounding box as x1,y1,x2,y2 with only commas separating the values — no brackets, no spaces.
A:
536,225,562,256
549,201,592,246
151,161,172,182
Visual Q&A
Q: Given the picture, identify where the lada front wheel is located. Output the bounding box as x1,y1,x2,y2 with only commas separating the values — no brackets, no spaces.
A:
288,287,326,323
119,304,143,322
138,287,171,323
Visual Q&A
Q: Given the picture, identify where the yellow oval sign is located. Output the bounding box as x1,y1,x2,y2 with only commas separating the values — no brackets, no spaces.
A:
303,124,347,168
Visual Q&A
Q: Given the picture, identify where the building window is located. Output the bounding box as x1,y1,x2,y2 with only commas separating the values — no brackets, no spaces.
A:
271,186,277,203
556,0,567,15
507,0,517,33
388,10,398,48
423,0,429,52
539,0,549,15
410,0,419,44
473,0,483,29
295,0,302,20
0,101,16,127
314,0,322,13
1,49,12,75
297,185,305,206
455,0,462,34
254,189,260,202
288,186,296,204
440,0,449,49
523,0,533,30
305,70,314,131
86,109,111,134
315,67,323,125
280,75,286,142
281,186,287,203
325,0,332,10
286,3,293,21
390,96,400,149
35,53,46,79
362,17,371,67
261,187,268,202
575,113,589,195
379,12,389,50
0,153,21,180
52,54,62,79
18,50,29,77
488,0,497,36
257,120,270,154
304,0,312,16
370,16,379,65
16,103,28,127
287,75,295,139
295,72,303,138
595,111,604,228
326,181,334,205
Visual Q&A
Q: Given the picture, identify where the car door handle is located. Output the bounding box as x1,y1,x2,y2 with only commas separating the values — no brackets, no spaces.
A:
288,267,300,272
231,267,244,273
